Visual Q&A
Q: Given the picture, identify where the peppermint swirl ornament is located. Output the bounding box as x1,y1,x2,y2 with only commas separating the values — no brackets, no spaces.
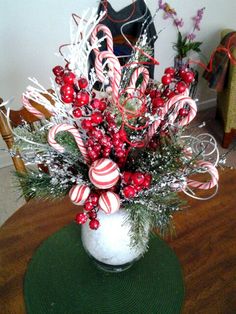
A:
69,184,91,205
98,191,120,214
89,158,120,189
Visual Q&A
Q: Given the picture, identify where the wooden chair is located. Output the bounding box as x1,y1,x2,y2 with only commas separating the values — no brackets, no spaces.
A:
0,94,53,175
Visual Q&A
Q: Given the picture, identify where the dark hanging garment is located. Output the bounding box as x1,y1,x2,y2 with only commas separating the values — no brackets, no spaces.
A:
91,0,157,78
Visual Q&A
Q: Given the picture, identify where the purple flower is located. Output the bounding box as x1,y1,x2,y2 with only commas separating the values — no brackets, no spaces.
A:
163,12,173,19
197,7,205,18
192,7,205,32
187,33,196,41
174,18,184,28
158,0,166,9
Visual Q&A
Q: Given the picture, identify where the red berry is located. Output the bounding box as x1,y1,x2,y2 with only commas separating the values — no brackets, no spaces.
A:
81,119,93,130
142,174,152,188
93,144,101,153
175,81,187,93
98,101,107,111
149,90,161,99
123,185,136,198
78,78,88,89
63,71,76,85
60,84,74,96
152,97,165,108
116,148,126,158
182,71,194,83
84,201,94,211
103,149,111,158
86,139,94,147
167,91,176,99
91,129,103,140
53,65,64,77
113,132,120,140
75,212,88,224
132,172,145,186
179,69,187,78
89,219,100,230
112,138,123,148
179,108,189,117
142,180,151,189
75,91,90,106
91,112,103,124
144,174,152,183
73,108,82,118
134,185,143,193
61,94,74,103
88,193,99,205
161,74,172,85
123,171,132,184
100,135,111,146
91,98,101,110
55,76,64,85
88,150,99,161
164,67,175,76
88,210,97,219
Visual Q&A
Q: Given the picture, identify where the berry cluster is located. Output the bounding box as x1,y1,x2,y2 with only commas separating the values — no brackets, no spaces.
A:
53,65,89,104
84,116,128,165
121,171,152,198
147,66,195,116
75,192,100,229
53,64,130,165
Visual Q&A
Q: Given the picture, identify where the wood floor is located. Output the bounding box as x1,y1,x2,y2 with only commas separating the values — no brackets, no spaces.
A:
167,168,236,313
0,168,236,313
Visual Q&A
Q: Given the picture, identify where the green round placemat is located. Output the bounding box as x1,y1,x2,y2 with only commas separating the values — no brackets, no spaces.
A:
24,223,184,314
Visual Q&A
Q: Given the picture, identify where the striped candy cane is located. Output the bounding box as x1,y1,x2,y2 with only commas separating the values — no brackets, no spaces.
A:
22,96,45,119
126,67,150,94
90,24,113,56
95,51,121,101
147,95,197,141
187,160,219,190
48,124,89,163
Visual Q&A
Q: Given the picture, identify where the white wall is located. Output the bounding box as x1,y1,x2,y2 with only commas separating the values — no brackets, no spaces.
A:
0,0,235,166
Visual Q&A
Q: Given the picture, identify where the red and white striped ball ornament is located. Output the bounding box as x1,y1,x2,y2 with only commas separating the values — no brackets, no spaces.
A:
89,158,120,189
98,191,120,214
69,184,91,205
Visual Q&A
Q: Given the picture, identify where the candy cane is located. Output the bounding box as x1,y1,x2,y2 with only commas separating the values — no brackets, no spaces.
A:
48,124,89,163
175,97,197,127
147,118,162,141
95,51,121,101
126,67,150,94
147,95,197,141
90,24,113,56
22,96,45,119
187,160,219,190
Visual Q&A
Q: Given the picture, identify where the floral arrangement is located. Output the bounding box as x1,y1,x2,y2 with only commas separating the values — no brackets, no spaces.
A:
10,9,219,250
158,1,205,59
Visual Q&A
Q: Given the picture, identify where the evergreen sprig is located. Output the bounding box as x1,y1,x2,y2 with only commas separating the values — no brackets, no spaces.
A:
15,169,71,200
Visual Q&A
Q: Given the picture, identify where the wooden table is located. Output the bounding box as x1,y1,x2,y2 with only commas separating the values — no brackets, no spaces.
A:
1,168,236,314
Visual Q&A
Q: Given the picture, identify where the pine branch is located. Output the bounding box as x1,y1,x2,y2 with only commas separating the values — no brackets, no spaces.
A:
15,169,70,200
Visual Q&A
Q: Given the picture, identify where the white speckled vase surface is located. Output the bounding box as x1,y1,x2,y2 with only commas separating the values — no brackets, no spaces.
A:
81,210,148,272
